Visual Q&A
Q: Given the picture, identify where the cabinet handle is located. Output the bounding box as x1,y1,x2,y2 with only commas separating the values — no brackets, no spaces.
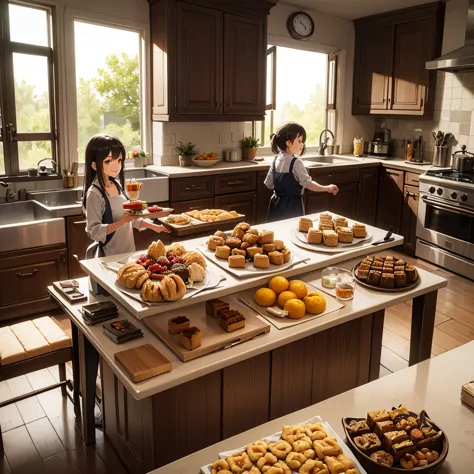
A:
16,269,39,278
188,206,202,211
227,180,244,186
184,185,202,191
405,190,418,202
61,252,66,263
73,220,87,226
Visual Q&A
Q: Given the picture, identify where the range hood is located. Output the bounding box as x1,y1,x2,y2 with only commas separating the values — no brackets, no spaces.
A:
426,0,474,71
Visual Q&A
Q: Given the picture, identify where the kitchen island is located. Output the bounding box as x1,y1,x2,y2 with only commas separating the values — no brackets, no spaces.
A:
48,215,447,474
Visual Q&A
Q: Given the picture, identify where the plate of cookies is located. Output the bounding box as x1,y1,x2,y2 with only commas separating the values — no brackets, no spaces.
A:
352,255,421,292
293,213,372,253
201,415,366,474
342,405,448,473
201,222,307,278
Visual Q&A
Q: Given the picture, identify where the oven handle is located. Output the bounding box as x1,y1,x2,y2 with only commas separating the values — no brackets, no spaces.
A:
421,196,474,217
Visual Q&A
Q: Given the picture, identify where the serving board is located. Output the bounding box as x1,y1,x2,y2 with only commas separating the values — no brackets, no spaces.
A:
114,343,171,383
143,298,270,362
239,281,344,330
200,415,366,474
124,207,173,219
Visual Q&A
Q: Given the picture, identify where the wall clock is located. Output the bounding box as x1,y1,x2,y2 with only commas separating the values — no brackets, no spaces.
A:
287,11,315,40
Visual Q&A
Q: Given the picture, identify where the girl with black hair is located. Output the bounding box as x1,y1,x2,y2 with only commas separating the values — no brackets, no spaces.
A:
82,134,168,259
264,122,338,222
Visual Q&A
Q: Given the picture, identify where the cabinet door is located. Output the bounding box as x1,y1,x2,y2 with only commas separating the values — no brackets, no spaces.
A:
170,176,214,202
176,2,223,114
328,182,359,219
376,168,404,233
356,167,379,225
224,14,265,116
257,170,273,224
400,185,419,255
353,27,394,114
391,20,434,112
306,193,330,216
215,192,257,225
66,216,92,279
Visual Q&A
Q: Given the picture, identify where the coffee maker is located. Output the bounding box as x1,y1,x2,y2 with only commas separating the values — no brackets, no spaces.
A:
367,127,391,158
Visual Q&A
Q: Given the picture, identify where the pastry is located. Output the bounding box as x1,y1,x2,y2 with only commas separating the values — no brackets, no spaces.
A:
385,256,395,263
354,433,382,455
168,316,190,334
370,450,394,467
367,409,390,429
215,245,231,259
382,267,394,274
337,227,353,243
179,326,201,350
274,240,285,250
219,309,246,332
165,242,187,256
236,222,251,232
417,448,440,464
258,229,274,244
268,251,284,265
211,459,230,474
246,227,259,235
324,454,354,473
374,256,384,263
323,230,338,247
392,440,416,460
268,441,292,459
292,438,315,459
299,217,313,232
117,263,147,288
405,264,417,283
232,248,247,257
367,270,382,286
254,254,270,269
374,420,396,438
140,279,163,303
262,243,277,253
396,417,418,432
170,263,190,283
241,242,251,250
400,453,419,469
305,422,327,441
308,228,323,244
355,268,369,281
410,429,424,443
214,230,227,240
282,425,307,443
183,250,207,269
395,259,406,266
231,226,246,239
352,223,367,238
246,247,264,259
345,419,370,437
362,257,373,264
246,440,267,463
285,452,307,470
371,261,383,268
226,451,253,473
380,273,395,288
394,265,405,272
389,405,410,421
394,271,407,287
243,232,260,245
135,271,150,289
333,216,348,228
382,430,409,450
267,461,291,474
207,235,225,251
299,459,329,474
225,237,242,249
257,452,279,471
281,248,292,263
147,240,166,260
229,255,246,268
319,223,334,231
165,214,191,225
313,437,342,459
188,262,206,282
160,274,186,301
206,299,229,318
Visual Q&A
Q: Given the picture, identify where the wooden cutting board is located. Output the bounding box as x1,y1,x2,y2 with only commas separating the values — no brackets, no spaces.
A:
114,343,171,383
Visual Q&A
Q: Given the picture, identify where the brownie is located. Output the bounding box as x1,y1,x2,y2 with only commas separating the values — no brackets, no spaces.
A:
368,270,382,286
371,261,383,268
394,271,407,287
367,409,390,429
382,267,394,274
383,431,409,451
206,299,229,318
389,405,410,421
395,260,406,266
380,273,395,289
394,265,405,272
356,268,369,281
354,433,382,455
359,263,371,271
374,420,396,438
345,419,371,437
405,265,417,283
392,440,416,460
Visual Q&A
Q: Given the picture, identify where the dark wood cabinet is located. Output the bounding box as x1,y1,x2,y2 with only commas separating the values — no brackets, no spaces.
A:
306,192,330,216
376,167,404,233
352,1,444,116
257,170,273,224
170,175,214,202
357,167,379,226
310,167,359,186
66,216,91,279
328,182,359,219
401,184,420,255
215,172,257,195
215,191,257,225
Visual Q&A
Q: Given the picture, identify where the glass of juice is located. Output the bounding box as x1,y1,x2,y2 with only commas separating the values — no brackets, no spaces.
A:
125,179,142,201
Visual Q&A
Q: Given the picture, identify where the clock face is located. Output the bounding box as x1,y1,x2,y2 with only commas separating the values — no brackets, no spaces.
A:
291,12,314,39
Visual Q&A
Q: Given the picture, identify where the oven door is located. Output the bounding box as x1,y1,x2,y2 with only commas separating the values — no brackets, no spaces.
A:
417,194,474,260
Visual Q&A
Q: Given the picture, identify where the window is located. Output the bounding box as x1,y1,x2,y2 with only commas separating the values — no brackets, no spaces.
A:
0,2,56,176
256,45,329,147
74,21,142,161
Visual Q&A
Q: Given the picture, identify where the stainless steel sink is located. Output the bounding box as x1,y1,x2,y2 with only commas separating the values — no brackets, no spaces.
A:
304,155,357,165
124,168,169,203
0,201,65,252
124,169,165,179
27,188,83,217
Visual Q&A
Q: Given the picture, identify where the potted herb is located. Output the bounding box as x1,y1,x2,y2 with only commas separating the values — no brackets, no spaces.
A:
175,141,197,167
128,146,149,168
241,136,260,161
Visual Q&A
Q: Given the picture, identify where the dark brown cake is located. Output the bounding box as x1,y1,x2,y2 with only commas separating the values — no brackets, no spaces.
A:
382,267,394,274
354,433,382,455
383,430,409,451
391,440,416,460
394,271,407,287
368,270,382,286
405,264,417,283
371,261,383,268
394,265,405,272
345,419,371,437
374,420,396,438
356,268,369,281
205,299,229,318
395,260,406,266
380,273,395,288
171,263,190,283
359,263,371,271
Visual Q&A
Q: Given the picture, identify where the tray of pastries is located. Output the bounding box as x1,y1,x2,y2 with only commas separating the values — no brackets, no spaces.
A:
185,208,244,223
342,405,448,473
201,415,366,474
352,255,421,292
293,213,372,253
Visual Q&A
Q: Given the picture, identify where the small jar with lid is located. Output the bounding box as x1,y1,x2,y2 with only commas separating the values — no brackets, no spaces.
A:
322,267,339,289
335,269,356,300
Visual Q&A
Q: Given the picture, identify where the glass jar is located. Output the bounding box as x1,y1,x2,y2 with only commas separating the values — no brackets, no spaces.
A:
125,179,142,201
353,137,364,157
322,267,339,289
335,269,356,300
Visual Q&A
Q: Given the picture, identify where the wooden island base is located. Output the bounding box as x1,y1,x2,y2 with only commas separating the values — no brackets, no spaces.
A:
100,310,384,473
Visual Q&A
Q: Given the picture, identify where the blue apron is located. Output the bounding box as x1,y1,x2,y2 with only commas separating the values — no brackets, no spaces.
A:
267,156,304,223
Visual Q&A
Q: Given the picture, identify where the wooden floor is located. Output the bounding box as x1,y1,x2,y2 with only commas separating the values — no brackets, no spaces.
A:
1,252,473,474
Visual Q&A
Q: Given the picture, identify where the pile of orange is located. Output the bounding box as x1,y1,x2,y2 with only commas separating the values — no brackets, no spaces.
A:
195,152,218,161
254,276,326,319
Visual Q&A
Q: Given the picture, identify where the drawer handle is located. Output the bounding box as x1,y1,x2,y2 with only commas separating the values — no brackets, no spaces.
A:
227,180,244,186
188,206,202,211
16,269,39,278
405,190,418,202
184,185,202,191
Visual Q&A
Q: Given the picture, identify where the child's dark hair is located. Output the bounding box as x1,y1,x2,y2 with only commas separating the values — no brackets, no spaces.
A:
270,122,307,155
82,134,126,209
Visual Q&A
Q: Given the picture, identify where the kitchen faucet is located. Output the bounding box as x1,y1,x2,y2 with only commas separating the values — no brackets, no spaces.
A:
318,129,335,156
37,158,59,175
0,181,7,187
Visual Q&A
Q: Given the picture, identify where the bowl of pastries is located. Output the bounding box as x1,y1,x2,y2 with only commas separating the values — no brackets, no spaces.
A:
185,209,241,222
342,405,448,473
116,241,207,303
353,255,420,292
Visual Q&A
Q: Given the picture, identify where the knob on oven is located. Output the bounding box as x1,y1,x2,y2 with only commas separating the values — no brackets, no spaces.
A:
429,186,436,193
461,194,468,202
437,188,443,195
450,192,458,199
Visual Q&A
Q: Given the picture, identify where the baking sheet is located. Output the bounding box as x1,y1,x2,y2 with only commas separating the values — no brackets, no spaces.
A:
200,415,366,474
238,281,344,330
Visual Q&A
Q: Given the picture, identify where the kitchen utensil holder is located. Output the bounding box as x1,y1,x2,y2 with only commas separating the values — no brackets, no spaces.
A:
63,175,76,188
432,146,450,167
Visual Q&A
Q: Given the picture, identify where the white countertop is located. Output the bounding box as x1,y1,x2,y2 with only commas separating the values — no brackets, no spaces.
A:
149,341,474,474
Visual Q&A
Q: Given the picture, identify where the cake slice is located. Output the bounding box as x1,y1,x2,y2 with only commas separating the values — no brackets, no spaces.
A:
219,310,246,333
206,299,229,319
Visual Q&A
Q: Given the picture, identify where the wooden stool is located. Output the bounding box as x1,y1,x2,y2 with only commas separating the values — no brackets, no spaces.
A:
0,317,73,453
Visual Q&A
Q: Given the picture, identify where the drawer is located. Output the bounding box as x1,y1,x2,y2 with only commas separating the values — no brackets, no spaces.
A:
405,172,420,187
170,198,215,215
170,176,214,202
310,168,359,185
215,191,257,224
215,172,257,195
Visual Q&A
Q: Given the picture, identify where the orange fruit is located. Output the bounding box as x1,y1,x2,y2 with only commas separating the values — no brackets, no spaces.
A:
277,291,297,308
255,287,276,307
269,276,289,295
304,292,327,314
284,299,306,319
288,280,308,299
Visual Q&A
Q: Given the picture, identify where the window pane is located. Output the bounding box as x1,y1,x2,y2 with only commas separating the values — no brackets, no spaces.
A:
9,4,49,47
74,21,141,161
18,141,52,171
13,54,51,133
0,143,4,175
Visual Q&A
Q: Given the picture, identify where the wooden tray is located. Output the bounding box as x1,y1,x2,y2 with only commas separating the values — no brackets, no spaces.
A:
352,262,421,293
160,213,246,237
124,207,173,219
143,298,270,362
342,414,448,473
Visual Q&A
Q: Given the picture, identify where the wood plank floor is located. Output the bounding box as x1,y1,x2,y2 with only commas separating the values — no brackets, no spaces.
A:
1,251,473,472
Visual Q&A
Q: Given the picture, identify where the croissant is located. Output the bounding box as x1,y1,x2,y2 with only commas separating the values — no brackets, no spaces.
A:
188,262,206,282
183,250,206,269
148,240,166,260
117,263,144,288
160,274,186,301
140,280,163,303
165,242,187,256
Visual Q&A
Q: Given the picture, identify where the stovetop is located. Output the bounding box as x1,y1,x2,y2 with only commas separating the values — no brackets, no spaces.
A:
425,169,474,184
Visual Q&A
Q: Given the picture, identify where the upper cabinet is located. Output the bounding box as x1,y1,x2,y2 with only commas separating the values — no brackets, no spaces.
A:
352,2,445,117
150,0,276,122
